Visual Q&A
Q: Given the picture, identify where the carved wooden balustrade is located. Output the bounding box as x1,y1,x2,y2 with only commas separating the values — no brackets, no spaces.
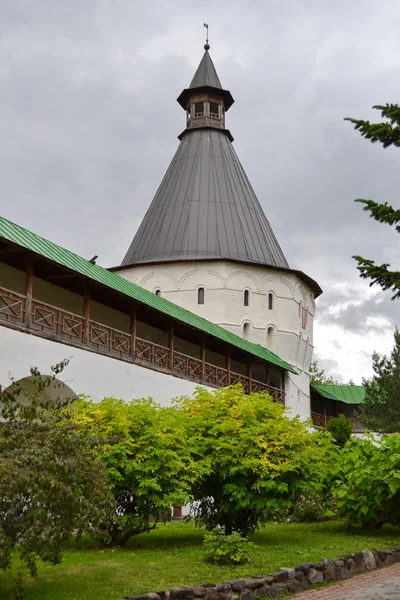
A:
0,288,25,325
0,285,285,403
311,411,363,432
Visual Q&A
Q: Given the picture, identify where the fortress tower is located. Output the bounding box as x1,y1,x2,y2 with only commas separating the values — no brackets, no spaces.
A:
112,44,322,416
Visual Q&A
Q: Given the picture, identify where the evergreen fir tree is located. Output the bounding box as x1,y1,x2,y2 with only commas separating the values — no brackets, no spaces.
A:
359,329,400,433
346,104,400,299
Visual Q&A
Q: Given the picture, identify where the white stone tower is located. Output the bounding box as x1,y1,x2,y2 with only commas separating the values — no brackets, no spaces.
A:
112,43,322,417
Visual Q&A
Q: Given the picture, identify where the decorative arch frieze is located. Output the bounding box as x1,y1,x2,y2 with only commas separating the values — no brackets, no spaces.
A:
226,270,245,286
206,268,227,287
122,272,138,284
243,271,263,292
139,271,155,287
257,275,275,291
177,269,197,289
280,277,296,298
162,269,197,290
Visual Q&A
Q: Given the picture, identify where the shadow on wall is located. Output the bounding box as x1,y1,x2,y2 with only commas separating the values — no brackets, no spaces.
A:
1,375,77,405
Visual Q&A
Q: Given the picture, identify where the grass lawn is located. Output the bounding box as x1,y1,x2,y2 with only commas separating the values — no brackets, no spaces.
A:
2,521,400,600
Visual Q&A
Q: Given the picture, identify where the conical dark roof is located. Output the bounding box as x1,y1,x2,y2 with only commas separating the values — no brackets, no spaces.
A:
189,50,222,89
121,128,289,269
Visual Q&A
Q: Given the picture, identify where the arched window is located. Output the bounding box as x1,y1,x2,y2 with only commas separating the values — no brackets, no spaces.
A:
155,289,161,297
198,287,205,305
267,326,274,350
268,293,273,310
243,322,250,340
244,289,249,306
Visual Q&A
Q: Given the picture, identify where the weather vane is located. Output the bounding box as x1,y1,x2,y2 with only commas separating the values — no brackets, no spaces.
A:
203,23,210,50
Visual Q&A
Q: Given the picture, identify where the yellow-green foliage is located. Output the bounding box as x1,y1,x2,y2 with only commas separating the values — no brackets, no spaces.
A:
176,385,329,535
73,397,201,545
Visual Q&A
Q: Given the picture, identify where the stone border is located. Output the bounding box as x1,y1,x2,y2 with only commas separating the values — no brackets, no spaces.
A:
122,546,400,600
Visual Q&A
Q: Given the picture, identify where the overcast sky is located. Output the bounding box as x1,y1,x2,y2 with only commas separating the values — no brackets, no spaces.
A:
1,0,399,383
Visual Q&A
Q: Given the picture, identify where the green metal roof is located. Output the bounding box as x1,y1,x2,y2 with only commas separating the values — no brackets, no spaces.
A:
0,215,296,374
311,383,365,405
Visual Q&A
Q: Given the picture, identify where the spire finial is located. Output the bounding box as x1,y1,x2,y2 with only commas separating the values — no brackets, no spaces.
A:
203,23,210,50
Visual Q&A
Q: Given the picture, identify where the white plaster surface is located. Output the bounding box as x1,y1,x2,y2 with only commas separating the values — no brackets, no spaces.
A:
118,260,316,418
0,327,206,405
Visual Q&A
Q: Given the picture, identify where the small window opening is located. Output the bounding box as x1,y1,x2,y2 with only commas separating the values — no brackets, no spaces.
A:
198,287,205,305
267,326,274,350
243,322,250,340
244,289,249,306
194,102,204,117
155,289,161,297
302,307,308,329
268,293,273,310
209,102,219,118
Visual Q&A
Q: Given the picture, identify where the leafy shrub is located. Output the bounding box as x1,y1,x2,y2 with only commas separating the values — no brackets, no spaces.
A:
203,528,253,565
332,435,400,528
0,363,114,595
177,385,330,536
326,414,353,447
290,492,337,522
73,397,200,545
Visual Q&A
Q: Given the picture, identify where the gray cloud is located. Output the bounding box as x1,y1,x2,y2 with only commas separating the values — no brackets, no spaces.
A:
1,0,399,380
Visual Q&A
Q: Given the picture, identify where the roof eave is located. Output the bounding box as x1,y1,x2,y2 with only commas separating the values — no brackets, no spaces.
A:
177,86,235,111
177,126,234,142
110,257,322,298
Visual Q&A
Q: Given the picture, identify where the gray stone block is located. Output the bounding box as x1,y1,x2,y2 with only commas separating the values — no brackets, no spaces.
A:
269,583,288,596
335,567,350,580
287,579,303,593
307,568,323,584
216,584,231,593
244,578,265,589
278,568,295,580
239,589,253,600
294,563,314,574
363,549,377,570
294,571,310,589
353,552,366,573
270,571,288,583
229,580,246,592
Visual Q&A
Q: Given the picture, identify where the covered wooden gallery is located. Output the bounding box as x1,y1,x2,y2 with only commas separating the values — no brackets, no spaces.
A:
0,216,295,402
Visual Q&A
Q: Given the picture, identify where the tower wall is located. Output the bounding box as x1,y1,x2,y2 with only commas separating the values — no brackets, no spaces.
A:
117,260,315,418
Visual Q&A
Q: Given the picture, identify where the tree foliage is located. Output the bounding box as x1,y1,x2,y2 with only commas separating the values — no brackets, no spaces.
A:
0,364,114,588
72,397,201,545
331,435,400,528
326,414,353,447
310,360,340,385
176,385,329,536
346,104,400,299
359,329,400,433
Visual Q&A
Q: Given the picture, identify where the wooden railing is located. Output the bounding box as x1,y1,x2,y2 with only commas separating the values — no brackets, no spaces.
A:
0,285,285,403
311,411,363,432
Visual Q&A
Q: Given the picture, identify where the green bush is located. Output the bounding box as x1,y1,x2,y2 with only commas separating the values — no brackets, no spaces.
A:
203,528,253,565
177,385,330,536
326,414,353,447
290,492,337,522
332,434,400,528
73,397,200,545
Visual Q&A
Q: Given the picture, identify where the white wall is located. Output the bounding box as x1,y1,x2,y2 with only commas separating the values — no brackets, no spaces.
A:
118,260,316,419
0,327,207,406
